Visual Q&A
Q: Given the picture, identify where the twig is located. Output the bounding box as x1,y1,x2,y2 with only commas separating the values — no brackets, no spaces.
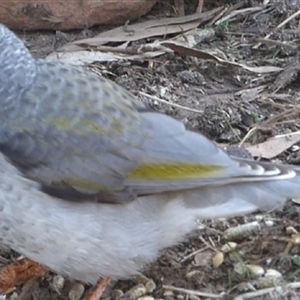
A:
180,246,209,263
239,127,257,147
233,281,300,299
199,236,219,253
139,91,203,113
239,107,300,147
262,108,298,126
255,38,297,51
163,285,224,298
216,6,264,25
254,8,300,48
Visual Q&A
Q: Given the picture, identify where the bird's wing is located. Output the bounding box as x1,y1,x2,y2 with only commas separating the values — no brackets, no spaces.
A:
0,60,147,203
122,111,294,193
0,60,294,204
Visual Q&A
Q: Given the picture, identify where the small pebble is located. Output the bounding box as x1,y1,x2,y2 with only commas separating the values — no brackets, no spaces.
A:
234,262,247,275
9,292,18,300
212,252,224,268
221,242,237,253
50,275,65,294
264,220,274,227
257,277,283,289
125,284,147,300
291,234,300,244
68,283,85,300
186,270,203,281
163,290,174,297
286,226,298,234
255,215,264,222
246,264,265,278
194,250,213,267
111,289,124,300
145,280,156,293
265,269,282,278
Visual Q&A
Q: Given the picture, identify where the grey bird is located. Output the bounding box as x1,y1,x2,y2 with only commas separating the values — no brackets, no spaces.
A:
0,23,299,285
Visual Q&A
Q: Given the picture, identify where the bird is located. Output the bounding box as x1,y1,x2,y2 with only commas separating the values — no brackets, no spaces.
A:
0,23,300,298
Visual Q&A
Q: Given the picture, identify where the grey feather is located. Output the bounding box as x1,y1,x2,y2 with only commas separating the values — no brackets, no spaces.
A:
0,23,300,207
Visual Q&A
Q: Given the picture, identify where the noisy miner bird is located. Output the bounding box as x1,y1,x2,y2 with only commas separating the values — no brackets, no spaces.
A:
0,23,300,296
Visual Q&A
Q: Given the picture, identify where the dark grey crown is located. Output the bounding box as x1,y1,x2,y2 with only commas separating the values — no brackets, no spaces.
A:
0,24,36,109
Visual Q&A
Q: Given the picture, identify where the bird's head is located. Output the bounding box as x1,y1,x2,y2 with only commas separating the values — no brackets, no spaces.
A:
0,24,36,110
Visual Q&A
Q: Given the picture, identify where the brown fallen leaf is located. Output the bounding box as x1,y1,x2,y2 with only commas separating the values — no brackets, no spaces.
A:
0,258,48,294
246,131,300,159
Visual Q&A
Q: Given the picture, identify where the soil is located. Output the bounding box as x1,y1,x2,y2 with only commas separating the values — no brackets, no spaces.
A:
2,0,300,299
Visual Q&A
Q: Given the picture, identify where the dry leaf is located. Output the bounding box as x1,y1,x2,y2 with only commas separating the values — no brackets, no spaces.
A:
246,131,300,159
57,8,223,52
161,42,282,73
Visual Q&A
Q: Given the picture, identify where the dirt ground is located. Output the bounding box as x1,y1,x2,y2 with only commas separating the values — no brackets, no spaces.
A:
2,0,300,299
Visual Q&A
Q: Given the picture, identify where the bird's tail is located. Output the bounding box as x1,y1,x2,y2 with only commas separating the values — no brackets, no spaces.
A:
182,166,300,219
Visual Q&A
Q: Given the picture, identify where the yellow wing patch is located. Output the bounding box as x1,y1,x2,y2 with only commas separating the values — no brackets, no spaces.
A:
47,117,106,135
50,178,108,194
46,117,124,135
127,163,224,181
